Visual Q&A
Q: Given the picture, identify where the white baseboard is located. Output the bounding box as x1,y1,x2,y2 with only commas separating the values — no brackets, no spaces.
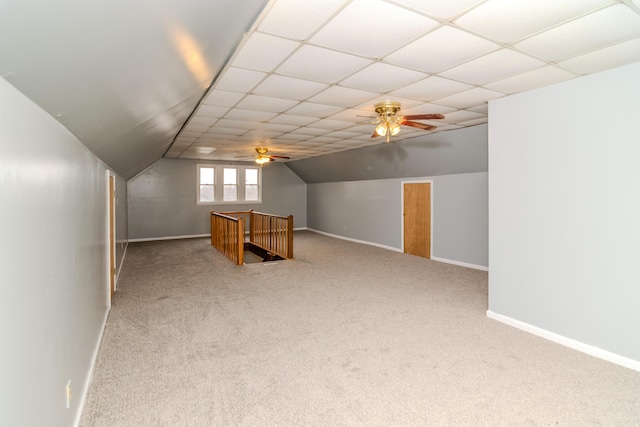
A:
486,310,640,372
74,308,110,427
128,234,210,243
306,229,488,272
431,256,488,271
306,228,403,253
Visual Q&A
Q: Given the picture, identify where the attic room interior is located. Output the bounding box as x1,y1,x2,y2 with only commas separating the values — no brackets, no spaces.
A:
2,0,640,425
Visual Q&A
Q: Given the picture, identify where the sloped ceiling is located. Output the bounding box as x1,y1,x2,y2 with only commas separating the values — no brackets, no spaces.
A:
0,0,268,179
2,0,640,179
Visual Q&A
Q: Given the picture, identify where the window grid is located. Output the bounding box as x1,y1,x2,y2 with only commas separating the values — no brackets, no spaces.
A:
197,164,262,205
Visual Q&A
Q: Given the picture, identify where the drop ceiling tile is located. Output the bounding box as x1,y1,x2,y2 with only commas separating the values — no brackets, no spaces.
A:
293,141,324,147
215,118,257,129
276,45,372,83
195,135,229,144
455,0,615,43
441,110,486,124
514,4,640,62
207,127,248,136
276,133,313,141
326,108,373,122
440,48,546,85
399,103,457,116
558,37,640,75
434,87,505,109
196,105,229,118
290,127,331,136
389,76,473,101
323,130,363,139
286,102,345,117
269,113,319,126
306,136,342,144
191,140,220,148
309,86,380,108
459,118,488,126
340,63,426,93
390,0,485,20
385,25,500,73
258,0,348,40
256,123,299,133
485,65,577,94
253,75,329,100
235,94,300,112
214,67,267,93
309,0,439,58
181,147,216,154
223,109,278,122
306,118,354,130
202,90,245,107
231,32,301,72
468,104,489,114
243,129,284,139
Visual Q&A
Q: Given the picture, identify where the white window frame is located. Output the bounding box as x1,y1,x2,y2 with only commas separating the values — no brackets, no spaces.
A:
196,164,262,205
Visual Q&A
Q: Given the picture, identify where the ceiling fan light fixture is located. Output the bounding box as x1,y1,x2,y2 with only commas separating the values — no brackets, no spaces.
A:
375,123,387,136
255,156,270,165
389,122,401,136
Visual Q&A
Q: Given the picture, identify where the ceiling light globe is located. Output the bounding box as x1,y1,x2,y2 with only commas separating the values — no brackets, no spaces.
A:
375,123,387,136
389,122,401,135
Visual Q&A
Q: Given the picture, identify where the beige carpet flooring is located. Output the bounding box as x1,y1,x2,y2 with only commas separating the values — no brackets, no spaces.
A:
80,231,640,426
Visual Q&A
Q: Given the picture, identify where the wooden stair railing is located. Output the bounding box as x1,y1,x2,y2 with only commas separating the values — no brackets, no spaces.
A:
210,210,294,264
250,211,294,260
210,212,244,265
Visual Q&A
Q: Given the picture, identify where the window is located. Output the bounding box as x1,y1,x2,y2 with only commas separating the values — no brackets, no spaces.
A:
199,166,214,202
223,168,237,201
197,164,261,204
245,168,259,201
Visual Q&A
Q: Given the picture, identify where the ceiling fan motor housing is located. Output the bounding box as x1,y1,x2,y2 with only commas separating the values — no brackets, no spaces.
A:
375,102,402,119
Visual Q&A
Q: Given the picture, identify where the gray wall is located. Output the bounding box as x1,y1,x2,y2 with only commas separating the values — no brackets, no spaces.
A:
308,172,488,268
128,158,307,240
488,62,640,365
288,124,488,183
0,77,111,426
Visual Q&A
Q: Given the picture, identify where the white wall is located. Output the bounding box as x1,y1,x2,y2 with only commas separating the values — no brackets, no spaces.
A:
0,77,112,426
127,158,307,240
307,172,488,269
488,62,640,368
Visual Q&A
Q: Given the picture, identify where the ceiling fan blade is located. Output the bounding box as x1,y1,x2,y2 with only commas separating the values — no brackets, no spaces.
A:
269,155,290,159
402,114,445,120
402,120,437,131
371,129,381,138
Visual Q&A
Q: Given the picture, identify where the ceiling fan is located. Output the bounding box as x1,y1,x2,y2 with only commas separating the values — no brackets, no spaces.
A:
369,102,444,143
255,147,290,165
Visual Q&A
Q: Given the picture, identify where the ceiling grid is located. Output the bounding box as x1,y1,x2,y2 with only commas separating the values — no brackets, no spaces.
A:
166,0,640,162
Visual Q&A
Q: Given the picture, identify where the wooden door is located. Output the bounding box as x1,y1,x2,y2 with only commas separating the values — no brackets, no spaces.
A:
109,175,116,300
403,182,431,258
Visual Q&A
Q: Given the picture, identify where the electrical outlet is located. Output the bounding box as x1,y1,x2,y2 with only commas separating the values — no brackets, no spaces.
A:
66,381,71,409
